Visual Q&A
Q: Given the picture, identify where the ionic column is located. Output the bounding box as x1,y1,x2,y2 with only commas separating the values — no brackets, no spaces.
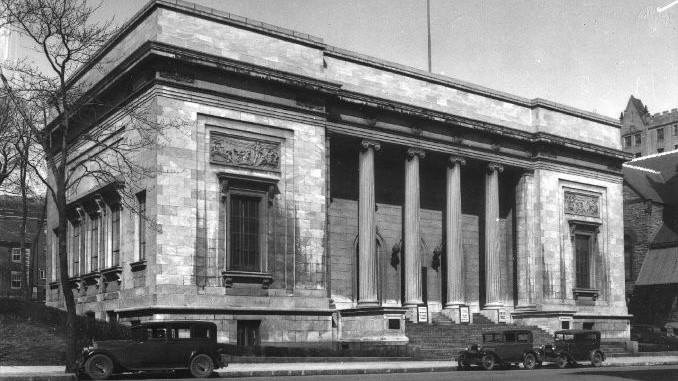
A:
485,163,503,308
403,148,425,308
358,140,380,306
445,156,466,308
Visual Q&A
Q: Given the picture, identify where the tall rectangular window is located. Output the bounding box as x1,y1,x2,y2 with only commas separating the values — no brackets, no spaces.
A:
230,195,260,272
137,191,146,261
11,271,21,289
72,221,81,276
111,205,121,266
575,234,591,288
11,248,21,262
634,134,642,146
623,136,632,148
657,127,664,141
674,125,678,136
90,214,99,272
39,269,46,280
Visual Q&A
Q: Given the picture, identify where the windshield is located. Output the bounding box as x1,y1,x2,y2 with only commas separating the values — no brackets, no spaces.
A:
483,333,502,343
554,333,574,342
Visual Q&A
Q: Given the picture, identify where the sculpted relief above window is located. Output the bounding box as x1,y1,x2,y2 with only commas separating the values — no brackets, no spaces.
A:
210,134,280,171
564,192,599,218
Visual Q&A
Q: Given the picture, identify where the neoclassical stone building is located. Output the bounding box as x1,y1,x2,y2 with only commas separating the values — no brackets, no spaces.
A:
46,0,631,347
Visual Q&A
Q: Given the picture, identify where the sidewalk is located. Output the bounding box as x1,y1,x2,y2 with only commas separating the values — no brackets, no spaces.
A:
2,356,678,380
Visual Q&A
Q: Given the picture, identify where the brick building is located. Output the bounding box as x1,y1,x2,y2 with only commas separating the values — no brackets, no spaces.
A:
623,152,678,327
0,195,47,301
46,0,631,348
620,96,678,158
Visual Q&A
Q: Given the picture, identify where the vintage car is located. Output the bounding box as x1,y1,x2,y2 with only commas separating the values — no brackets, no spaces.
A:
537,329,605,368
456,330,540,370
77,321,227,379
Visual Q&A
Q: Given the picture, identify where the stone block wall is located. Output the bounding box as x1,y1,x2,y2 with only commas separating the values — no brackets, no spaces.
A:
328,198,516,312
534,167,627,317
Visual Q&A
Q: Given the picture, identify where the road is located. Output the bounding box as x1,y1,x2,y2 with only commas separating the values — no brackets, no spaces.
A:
110,365,678,381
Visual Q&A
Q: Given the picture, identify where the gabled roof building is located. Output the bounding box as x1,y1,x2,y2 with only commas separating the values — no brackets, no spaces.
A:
621,96,678,158
623,151,678,327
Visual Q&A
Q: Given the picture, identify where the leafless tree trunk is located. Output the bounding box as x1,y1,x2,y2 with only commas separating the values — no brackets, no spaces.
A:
1,0,185,372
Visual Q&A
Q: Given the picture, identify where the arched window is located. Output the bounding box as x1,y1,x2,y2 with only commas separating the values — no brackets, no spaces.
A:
624,234,634,281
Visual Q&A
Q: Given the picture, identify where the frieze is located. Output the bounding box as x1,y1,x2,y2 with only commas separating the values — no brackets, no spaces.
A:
210,134,280,171
564,192,599,217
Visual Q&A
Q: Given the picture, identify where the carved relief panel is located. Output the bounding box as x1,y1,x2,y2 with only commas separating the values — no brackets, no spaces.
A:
210,133,281,171
564,192,599,218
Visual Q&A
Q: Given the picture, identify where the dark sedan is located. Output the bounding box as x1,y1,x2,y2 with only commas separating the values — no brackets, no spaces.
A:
456,329,540,370
77,320,226,379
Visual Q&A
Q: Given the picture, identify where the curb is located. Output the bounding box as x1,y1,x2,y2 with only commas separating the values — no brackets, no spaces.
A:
0,374,75,381
216,366,458,378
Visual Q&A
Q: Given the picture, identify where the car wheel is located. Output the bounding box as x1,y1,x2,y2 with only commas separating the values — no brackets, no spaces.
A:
189,354,215,378
481,354,495,371
556,354,569,369
523,353,537,370
84,354,114,380
590,352,603,367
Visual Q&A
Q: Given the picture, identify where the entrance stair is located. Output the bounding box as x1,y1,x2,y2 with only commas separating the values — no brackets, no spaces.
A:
407,313,552,360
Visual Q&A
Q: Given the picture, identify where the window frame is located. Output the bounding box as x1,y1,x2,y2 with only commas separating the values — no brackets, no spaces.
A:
11,248,21,263
219,175,278,288
634,133,642,146
226,190,266,273
10,271,21,289
136,191,147,261
623,135,632,148
657,127,665,141
569,220,601,299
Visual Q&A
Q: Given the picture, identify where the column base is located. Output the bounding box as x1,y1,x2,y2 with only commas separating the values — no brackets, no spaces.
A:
444,302,465,309
483,302,504,310
358,300,380,308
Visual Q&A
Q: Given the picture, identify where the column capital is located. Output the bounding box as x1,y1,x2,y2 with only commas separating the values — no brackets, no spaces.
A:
447,156,466,167
360,139,381,151
487,163,504,173
406,147,426,160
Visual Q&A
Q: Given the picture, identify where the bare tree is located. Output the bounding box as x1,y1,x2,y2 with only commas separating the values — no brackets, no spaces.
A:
1,0,183,371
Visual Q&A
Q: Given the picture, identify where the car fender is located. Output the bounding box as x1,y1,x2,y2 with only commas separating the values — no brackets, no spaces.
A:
480,350,499,361
188,349,221,369
81,349,124,371
589,349,605,361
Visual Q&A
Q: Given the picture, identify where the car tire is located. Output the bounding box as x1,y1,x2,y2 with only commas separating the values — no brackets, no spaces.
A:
84,354,114,380
523,353,537,370
456,354,471,370
556,354,569,369
590,352,603,367
481,354,495,371
189,354,215,378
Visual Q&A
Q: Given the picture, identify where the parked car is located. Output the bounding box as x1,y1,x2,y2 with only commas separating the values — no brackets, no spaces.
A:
456,330,540,370
76,321,227,379
537,329,605,368
631,324,671,344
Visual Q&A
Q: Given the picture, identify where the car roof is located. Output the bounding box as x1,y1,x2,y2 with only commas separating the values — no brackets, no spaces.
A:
554,329,600,335
483,330,532,335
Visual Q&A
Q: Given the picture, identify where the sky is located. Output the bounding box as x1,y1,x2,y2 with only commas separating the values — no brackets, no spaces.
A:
9,0,678,119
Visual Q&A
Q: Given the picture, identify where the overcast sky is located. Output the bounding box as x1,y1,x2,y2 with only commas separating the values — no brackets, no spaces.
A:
12,0,678,119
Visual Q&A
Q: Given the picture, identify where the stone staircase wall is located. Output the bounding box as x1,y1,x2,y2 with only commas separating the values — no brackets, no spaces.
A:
407,313,553,359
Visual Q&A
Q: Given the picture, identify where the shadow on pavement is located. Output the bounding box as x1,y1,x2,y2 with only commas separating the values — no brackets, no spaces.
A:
573,368,678,381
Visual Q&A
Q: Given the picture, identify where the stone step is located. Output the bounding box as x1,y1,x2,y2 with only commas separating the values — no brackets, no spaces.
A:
406,319,553,360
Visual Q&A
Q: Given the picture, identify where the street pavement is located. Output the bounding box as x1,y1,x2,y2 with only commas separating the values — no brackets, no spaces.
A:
2,357,678,380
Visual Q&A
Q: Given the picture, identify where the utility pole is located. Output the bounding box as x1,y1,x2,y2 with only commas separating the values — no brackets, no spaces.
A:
427,0,432,72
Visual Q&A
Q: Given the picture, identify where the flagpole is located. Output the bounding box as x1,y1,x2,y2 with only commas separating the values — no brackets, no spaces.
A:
427,0,432,72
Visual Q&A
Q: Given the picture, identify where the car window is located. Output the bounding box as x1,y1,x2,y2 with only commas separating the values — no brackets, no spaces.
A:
147,327,167,340
583,333,598,340
192,325,211,339
555,333,574,341
517,333,530,343
504,332,516,343
483,333,502,343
